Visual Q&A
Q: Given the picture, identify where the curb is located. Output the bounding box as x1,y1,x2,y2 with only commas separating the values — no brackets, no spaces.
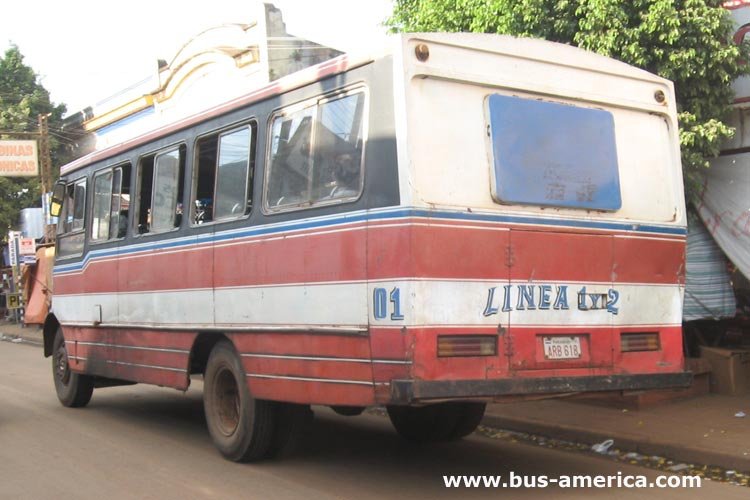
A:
0,330,43,347
0,335,43,347
481,413,750,473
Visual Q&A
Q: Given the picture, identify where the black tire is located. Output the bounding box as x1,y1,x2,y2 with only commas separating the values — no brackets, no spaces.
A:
203,340,276,462
448,403,486,439
264,403,313,458
387,402,485,442
52,328,93,408
330,405,365,417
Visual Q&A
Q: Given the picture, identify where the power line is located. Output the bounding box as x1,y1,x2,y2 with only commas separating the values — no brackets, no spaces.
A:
47,131,79,144
0,130,39,137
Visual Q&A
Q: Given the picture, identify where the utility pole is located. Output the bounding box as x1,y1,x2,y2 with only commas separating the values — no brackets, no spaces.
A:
37,114,55,242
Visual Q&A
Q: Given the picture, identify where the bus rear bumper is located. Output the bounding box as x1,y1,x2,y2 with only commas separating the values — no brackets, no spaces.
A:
389,372,693,404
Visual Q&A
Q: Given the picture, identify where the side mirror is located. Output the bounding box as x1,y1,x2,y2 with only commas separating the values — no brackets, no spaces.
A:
50,181,66,218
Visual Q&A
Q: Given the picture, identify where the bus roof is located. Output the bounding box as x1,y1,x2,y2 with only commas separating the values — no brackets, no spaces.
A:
405,32,667,84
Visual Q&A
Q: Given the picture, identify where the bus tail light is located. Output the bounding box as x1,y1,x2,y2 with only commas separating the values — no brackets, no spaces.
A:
621,332,660,352
438,335,497,357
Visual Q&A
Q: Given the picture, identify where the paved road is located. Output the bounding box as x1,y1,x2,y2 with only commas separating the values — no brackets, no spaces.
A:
0,340,746,499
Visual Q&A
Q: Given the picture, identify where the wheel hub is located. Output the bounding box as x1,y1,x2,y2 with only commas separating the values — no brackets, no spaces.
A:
214,367,240,436
54,346,71,385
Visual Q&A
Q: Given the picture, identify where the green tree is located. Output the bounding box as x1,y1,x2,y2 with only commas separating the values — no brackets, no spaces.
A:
0,45,70,234
388,0,749,195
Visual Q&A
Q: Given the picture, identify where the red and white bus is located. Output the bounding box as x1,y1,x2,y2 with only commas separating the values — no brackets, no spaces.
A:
46,33,690,461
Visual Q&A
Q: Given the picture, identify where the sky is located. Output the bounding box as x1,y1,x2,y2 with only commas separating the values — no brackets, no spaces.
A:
0,0,394,115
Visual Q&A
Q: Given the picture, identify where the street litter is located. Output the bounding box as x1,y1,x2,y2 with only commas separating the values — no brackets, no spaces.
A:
734,411,746,418
591,439,614,454
668,464,691,472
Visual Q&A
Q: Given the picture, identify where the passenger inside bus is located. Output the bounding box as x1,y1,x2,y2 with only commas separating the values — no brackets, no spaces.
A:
116,209,129,238
324,151,359,199
194,199,212,224
269,97,363,208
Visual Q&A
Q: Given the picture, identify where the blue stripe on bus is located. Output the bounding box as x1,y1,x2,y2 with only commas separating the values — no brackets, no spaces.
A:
53,207,687,274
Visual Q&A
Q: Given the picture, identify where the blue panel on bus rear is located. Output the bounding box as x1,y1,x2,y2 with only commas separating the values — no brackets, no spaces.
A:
486,94,622,211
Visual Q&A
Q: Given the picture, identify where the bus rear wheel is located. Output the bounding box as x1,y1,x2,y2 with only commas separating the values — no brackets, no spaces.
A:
449,402,486,439
203,340,275,462
387,402,486,442
52,328,94,408
264,403,313,458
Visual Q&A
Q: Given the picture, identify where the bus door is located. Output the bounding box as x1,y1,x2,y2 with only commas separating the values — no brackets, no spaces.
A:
84,168,125,374
504,229,615,375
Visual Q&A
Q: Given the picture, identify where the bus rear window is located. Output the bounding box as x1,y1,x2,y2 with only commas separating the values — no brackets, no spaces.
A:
486,94,622,211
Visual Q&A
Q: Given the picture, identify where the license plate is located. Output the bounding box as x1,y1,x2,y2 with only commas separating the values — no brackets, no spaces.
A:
543,336,582,360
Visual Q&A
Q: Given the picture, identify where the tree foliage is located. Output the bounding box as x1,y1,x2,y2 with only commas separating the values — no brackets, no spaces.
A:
388,0,749,193
0,45,69,234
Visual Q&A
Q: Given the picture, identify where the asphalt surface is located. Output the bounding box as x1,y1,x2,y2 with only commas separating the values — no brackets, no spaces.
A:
0,339,746,499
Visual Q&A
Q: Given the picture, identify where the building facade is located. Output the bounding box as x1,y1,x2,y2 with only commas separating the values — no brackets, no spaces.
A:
63,3,340,154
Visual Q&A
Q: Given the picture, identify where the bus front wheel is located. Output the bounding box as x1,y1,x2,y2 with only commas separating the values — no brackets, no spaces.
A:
203,340,275,462
387,402,486,442
52,328,94,408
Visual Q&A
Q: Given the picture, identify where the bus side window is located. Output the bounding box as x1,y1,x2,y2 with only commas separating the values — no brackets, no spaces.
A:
313,93,365,201
90,162,132,243
136,146,185,234
56,184,74,236
111,163,131,239
91,170,113,241
71,181,87,232
267,112,314,207
192,122,256,224
265,90,366,211
193,135,217,224
56,177,87,257
214,125,254,219
136,155,154,234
